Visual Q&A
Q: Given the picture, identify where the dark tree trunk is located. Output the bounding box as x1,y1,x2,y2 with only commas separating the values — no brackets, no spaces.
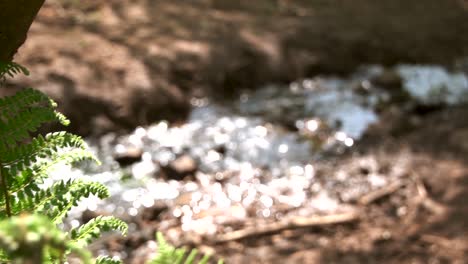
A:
0,0,45,62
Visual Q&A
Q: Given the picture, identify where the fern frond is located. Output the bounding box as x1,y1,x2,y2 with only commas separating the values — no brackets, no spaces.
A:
48,181,110,224
95,256,123,264
70,216,127,248
7,148,98,196
0,61,29,83
0,88,70,152
150,232,218,264
0,66,126,263
8,180,109,221
2,131,92,173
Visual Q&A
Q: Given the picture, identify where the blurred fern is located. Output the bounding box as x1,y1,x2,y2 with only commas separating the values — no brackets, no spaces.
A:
0,61,127,263
0,61,29,83
150,232,223,264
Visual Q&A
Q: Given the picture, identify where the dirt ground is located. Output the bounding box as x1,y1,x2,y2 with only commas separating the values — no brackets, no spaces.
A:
3,1,468,263
207,106,468,263
4,0,468,136
98,104,468,264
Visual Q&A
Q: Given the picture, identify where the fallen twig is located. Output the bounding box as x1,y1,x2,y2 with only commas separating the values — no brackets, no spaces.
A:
415,178,447,215
421,234,467,251
359,180,406,205
214,211,359,243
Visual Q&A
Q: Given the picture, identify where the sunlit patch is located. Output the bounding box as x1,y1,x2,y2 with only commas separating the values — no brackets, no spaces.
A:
304,164,315,179
344,137,354,147
260,195,273,208
306,119,319,132
254,125,268,137
278,144,289,154
141,195,155,208
206,150,222,163
302,79,315,90
87,202,98,212
132,200,141,209
128,134,143,147
128,207,138,216
70,219,80,229
172,207,182,218
310,191,339,212
335,131,347,141
147,181,179,200
122,189,140,202
147,121,168,141
114,144,127,154
132,160,156,179
135,127,146,138
227,184,243,202
289,165,304,176
261,209,271,218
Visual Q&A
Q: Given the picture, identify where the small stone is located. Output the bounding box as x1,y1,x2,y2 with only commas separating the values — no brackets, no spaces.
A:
160,154,198,181
114,147,143,166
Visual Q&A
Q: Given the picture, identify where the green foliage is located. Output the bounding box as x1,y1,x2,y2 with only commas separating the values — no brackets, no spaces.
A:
0,61,29,83
0,61,127,263
0,214,93,264
71,216,128,248
150,232,223,264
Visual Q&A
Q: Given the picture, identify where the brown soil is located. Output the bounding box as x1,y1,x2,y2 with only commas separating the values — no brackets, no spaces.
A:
3,0,468,136
105,105,468,264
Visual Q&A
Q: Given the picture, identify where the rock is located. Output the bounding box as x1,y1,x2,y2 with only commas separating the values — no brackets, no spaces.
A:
139,202,169,224
114,147,143,166
160,154,198,181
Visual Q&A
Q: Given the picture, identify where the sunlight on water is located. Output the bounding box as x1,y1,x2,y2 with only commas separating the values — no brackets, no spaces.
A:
45,65,441,236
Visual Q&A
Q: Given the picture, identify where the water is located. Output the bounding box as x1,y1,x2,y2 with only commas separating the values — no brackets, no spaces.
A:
48,63,467,240
397,65,468,105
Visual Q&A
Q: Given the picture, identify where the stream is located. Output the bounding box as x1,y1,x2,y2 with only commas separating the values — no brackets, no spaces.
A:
49,63,468,261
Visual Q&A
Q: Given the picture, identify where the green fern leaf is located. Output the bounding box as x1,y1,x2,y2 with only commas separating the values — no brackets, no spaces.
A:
0,65,126,263
70,216,128,248
95,256,123,264
7,148,99,197
2,132,91,173
150,232,220,264
0,61,29,83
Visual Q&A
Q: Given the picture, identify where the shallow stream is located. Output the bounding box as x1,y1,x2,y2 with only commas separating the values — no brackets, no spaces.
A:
48,63,468,258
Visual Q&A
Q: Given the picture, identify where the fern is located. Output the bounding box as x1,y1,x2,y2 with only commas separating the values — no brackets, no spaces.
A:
0,214,93,264
95,256,123,264
70,216,128,248
0,61,127,263
150,232,223,264
0,61,29,83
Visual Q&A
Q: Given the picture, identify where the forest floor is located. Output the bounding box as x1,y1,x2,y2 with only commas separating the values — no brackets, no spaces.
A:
246,107,468,264
3,1,468,263
115,105,468,264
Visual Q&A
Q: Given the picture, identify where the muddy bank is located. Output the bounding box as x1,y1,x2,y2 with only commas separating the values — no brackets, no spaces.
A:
4,0,468,135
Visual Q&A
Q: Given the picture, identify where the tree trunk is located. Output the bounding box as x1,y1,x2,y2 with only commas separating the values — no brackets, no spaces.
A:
0,0,45,62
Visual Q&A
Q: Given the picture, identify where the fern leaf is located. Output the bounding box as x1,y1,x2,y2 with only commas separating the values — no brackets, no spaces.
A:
0,88,70,153
0,106,69,148
2,131,91,173
150,232,217,264
7,147,99,195
0,61,29,83
8,180,109,221
70,216,127,248
95,256,123,264
48,181,110,224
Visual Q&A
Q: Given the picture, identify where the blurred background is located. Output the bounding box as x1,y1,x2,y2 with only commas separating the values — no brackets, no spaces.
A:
3,0,468,263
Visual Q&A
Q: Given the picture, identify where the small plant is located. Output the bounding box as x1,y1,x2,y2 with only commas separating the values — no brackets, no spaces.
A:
0,61,127,263
150,232,223,264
